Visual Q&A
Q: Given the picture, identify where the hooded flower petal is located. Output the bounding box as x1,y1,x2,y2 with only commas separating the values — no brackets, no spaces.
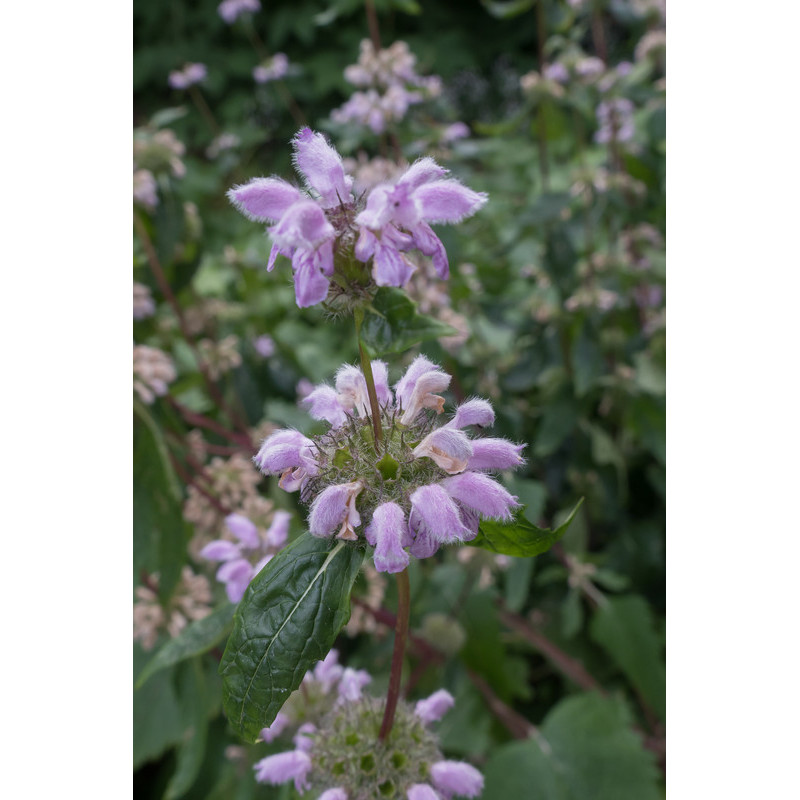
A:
199,539,241,562
253,750,312,791
227,178,303,223
373,242,416,287
398,360,452,425
448,398,495,429
302,384,348,427
410,222,449,279
335,365,371,417
409,484,470,547
265,510,291,549
335,361,390,416
269,199,335,251
308,481,363,540
440,472,519,520
354,184,394,230
292,250,332,307
292,128,353,208
259,712,289,743
414,180,488,224
397,157,448,190
414,689,455,724
224,513,261,549
385,183,422,230
467,438,526,471
337,667,371,702
293,722,316,752
254,429,318,476
354,226,379,261
431,761,484,799
319,790,348,800
216,558,254,603
311,649,343,690
394,355,439,408
413,428,472,474
365,502,410,573
407,785,441,800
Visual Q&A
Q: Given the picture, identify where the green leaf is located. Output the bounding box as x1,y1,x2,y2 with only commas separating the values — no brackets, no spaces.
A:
481,0,536,19
219,533,366,742
468,499,584,557
482,693,661,800
360,287,457,357
150,106,188,128
133,400,186,600
133,647,184,769
164,661,209,800
590,595,666,720
136,604,235,689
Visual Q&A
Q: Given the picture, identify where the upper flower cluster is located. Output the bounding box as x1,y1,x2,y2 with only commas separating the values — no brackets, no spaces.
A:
253,650,483,800
227,128,486,308
253,355,525,574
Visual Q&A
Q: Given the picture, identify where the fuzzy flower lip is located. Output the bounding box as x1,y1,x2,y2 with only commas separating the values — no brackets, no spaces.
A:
354,157,487,280
415,689,455,724
252,355,524,573
431,761,484,799
227,129,351,308
253,750,311,793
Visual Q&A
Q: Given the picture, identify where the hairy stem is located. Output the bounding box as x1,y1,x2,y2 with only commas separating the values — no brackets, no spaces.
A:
379,568,410,741
354,307,384,449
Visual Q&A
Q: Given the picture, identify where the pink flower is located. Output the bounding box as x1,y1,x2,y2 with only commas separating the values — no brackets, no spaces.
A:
253,750,311,792
355,158,487,280
431,761,484,799
227,128,353,308
414,689,455,724
168,63,206,89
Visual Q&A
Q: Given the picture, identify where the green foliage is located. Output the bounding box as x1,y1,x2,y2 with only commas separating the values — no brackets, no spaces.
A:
469,499,584,557
590,595,666,721
360,288,457,357
482,693,661,800
136,603,235,689
133,400,187,601
219,533,366,742
133,0,665,793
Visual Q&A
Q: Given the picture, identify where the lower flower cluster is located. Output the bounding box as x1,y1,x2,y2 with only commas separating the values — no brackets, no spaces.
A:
254,355,526,573
253,651,482,800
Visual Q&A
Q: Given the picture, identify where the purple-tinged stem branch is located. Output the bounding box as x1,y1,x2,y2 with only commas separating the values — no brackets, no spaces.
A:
364,0,381,51
378,568,410,741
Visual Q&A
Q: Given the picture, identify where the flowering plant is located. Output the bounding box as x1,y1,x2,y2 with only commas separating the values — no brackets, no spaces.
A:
134,3,665,798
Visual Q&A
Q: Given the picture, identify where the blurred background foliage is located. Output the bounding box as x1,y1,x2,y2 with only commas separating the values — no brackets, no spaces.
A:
133,0,665,797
